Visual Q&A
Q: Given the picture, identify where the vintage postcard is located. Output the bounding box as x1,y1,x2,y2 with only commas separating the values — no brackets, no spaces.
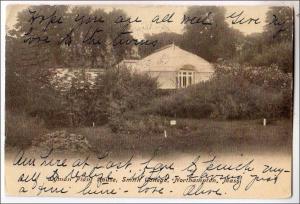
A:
1,0,299,202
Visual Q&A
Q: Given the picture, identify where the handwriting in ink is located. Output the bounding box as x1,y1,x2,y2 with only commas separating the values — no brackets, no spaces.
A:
262,164,290,175
182,155,201,177
203,156,254,173
39,148,68,167
59,13,105,46
245,174,278,191
115,15,142,25
181,12,213,25
140,150,174,174
111,31,158,47
13,150,36,166
183,183,222,196
72,156,90,169
58,28,74,45
152,12,175,24
36,183,68,196
74,13,105,27
137,182,164,194
17,172,40,189
28,9,63,31
268,14,288,38
23,27,51,44
19,186,28,193
46,168,60,182
244,164,291,190
226,11,261,25
82,26,103,45
105,155,133,170
77,181,117,195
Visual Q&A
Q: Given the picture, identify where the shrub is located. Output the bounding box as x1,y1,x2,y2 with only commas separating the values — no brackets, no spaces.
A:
143,63,292,120
142,92,214,119
44,66,158,128
109,113,166,134
210,63,292,119
94,66,159,127
5,111,47,148
250,41,293,73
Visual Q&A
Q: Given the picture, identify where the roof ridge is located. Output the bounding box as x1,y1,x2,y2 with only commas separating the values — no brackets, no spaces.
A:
151,43,175,54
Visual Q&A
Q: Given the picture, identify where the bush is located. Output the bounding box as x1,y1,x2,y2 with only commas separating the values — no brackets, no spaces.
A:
143,63,292,120
142,91,214,119
45,66,158,128
5,112,47,148
109,113,166,134
6,50,67,128
250,41,293,73
94,66,159,127
211,63,292,119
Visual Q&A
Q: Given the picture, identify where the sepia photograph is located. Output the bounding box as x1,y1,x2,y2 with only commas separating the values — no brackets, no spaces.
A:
1,1,299,201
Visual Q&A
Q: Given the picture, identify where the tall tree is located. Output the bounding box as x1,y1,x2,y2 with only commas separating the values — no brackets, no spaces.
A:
138,32,182,58
14,5,69,67
240,7,294,73
12,5,134,68
181,6,241,62
264,6,293,43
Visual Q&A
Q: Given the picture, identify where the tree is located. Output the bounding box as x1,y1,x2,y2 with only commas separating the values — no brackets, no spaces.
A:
264,6,293,43
106,8,135,63
181,6,242,62
6,5,137,127
5,35,62,120
14,5,69,66
262,7,294,73
234,7,294,73
12,5,134,68
235,33,264,64
138,32,183,57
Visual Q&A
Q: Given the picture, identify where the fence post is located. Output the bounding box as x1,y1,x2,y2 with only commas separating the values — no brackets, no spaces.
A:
263,118,267,126
164,130,167,138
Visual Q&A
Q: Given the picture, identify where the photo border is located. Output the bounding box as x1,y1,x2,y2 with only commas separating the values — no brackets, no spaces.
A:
1,1,299,203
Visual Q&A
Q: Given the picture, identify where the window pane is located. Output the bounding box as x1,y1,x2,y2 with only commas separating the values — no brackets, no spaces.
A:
183,76,186,87
188,76,192,86
179,77,181,88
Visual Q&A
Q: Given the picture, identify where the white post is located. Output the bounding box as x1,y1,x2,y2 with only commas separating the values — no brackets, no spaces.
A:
263,118,267,126
164,130,167,138
92,122,95,127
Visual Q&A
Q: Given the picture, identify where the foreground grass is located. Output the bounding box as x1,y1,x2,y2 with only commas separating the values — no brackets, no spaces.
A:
73,118,292,157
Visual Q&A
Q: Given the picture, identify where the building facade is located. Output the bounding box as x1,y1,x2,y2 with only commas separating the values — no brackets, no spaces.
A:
52,44,214,90
119,44,214,89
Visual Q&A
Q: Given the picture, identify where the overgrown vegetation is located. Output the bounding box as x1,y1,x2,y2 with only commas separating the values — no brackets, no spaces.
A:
142,63,292,120
5,111,47,148
5,5,294,152
96,67,159,127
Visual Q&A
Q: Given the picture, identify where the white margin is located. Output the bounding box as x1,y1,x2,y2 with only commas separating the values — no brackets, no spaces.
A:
1,1,299,203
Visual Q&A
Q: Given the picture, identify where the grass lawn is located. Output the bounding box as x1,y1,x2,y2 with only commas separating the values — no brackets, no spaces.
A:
73,118,293,157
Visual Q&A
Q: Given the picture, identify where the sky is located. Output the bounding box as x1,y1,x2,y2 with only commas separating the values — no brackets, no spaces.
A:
5,4,270,39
